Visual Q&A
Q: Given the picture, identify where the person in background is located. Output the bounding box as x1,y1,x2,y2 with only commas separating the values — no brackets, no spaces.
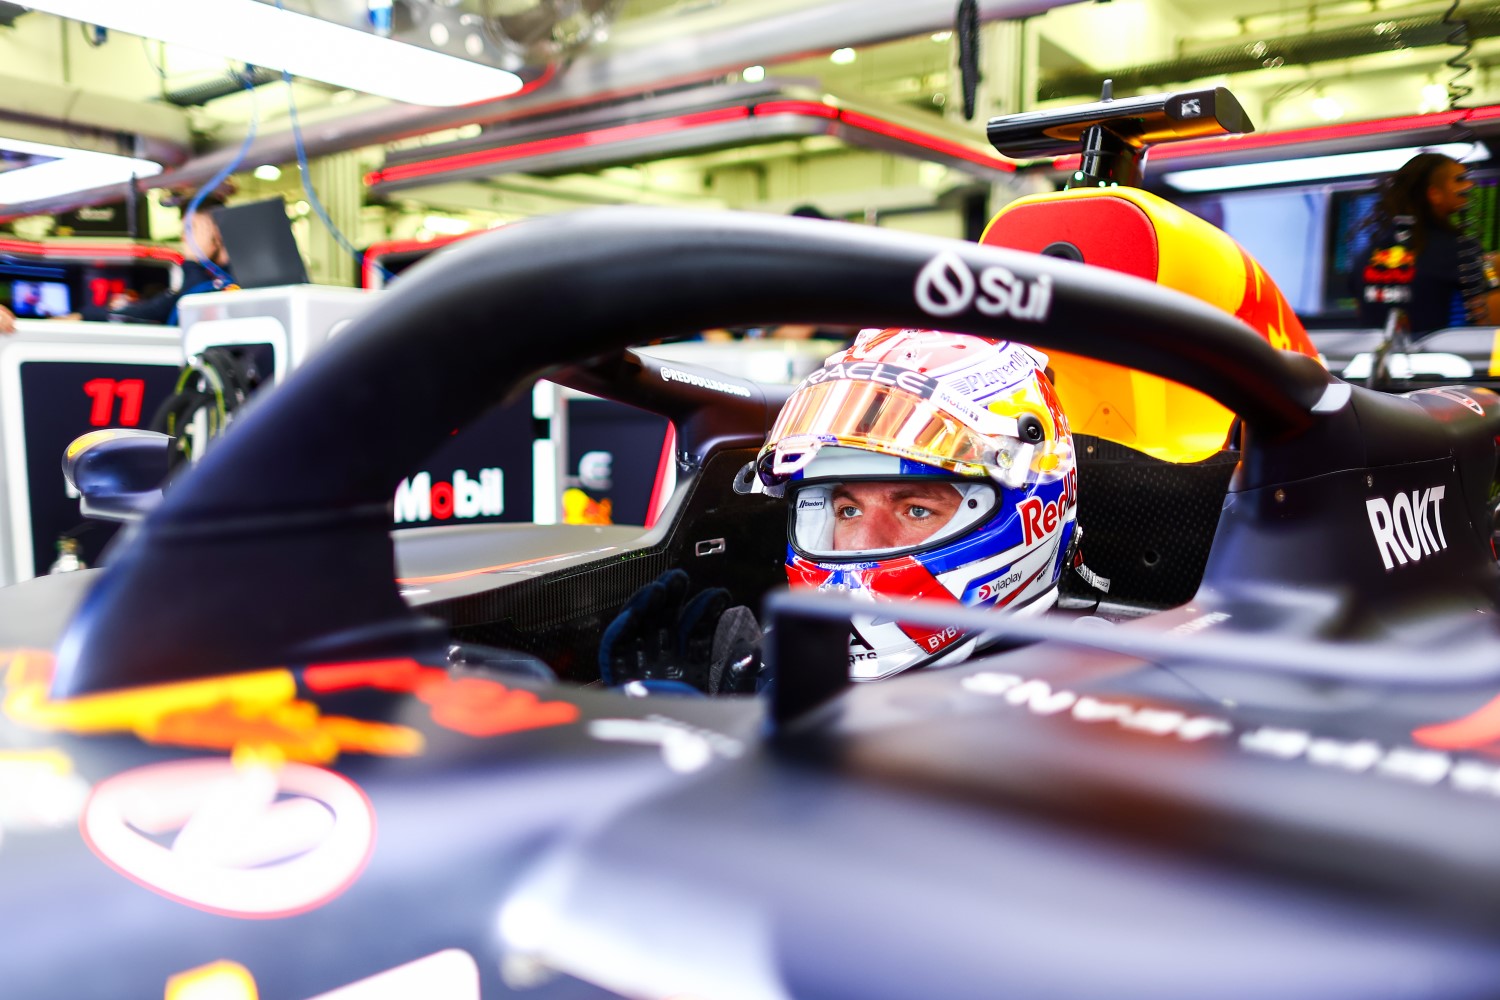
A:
1355,151,1500,336
110,197,235,325
0,196,235,335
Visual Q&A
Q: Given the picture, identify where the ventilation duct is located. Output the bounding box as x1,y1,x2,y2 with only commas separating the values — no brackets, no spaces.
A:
163,66,284,108
1042,4,1500,100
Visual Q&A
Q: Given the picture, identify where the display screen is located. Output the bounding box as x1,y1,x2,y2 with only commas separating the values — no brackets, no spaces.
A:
18,360,179,577
11,279,71,318
564,398,671,526
1323,188,1381,318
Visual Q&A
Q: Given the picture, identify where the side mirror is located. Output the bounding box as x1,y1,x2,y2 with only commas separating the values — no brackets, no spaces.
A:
62,429,171,523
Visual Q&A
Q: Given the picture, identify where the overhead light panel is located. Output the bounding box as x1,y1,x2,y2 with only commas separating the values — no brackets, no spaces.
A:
1309,95,1344,122
21,0,524,107
0,137,161,204
1419,83,1449,115
1160,142,1490,193
421,215,471,236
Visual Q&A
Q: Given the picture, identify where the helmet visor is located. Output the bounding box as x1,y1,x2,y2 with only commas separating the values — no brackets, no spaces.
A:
759,378,1013,484
789,479,998,560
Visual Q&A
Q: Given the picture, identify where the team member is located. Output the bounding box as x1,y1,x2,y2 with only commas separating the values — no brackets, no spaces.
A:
111,200,236,325
1356,152,1500,335
0,198,234,334
756,326,1078,681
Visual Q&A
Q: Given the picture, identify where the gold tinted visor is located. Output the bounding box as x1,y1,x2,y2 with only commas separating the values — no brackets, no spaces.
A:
759,379,1001,482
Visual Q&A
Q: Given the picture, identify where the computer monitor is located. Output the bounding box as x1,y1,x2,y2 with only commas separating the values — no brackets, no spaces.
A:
212,198,310,289
10,279,71,318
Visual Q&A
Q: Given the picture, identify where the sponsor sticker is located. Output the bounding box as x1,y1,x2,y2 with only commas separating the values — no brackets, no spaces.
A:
660,366,753,398
1365,485,1447,571
915,250,1052,323
935,342,1041,401
1017,467,1078,546
588,715,744,773
803,360,938,399
394,468,503,524
798,359,1016,438
962,669,1500,804
1169,611,1230,635
82,758,376,918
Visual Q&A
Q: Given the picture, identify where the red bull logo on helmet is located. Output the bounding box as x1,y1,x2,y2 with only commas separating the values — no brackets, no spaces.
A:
1018,467,1077,546
394,468,503,524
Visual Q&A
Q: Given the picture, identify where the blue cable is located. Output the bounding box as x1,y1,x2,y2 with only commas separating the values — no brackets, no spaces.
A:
183,65,259,287
280,65,391,284
271,0,395,286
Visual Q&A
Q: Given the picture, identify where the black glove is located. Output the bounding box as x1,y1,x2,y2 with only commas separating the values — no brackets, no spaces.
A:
707,604,764,696
599,569,763,695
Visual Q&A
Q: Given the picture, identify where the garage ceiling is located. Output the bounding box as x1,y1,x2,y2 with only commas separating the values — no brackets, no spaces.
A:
0,0,1495,245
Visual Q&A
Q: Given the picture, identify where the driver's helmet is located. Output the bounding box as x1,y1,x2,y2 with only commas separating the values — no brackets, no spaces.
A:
757,328,1077,681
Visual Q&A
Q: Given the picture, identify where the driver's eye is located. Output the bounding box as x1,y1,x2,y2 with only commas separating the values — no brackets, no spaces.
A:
836,504,861,519
907,505,933,520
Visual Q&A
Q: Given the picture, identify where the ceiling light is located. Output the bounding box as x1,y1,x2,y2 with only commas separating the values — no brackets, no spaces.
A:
21,0,523,106
742,65,766,83
1161,141,1489,193
252,164,282,181
0,136,161,203
1420,83,1449,115
1309,95,1344,121
421,215,471,236
931,30,953,42
830,47,857,65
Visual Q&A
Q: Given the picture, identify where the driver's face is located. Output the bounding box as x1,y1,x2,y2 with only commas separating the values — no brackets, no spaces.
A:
831,481,962,551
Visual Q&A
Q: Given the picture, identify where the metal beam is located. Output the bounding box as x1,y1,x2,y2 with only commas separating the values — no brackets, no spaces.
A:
0,69,192,166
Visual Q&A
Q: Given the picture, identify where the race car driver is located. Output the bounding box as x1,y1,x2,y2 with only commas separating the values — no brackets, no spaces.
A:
757,327,1079,681
600,328,1081,693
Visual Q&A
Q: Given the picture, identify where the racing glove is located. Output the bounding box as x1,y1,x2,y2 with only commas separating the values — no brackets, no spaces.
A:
599,569,764,695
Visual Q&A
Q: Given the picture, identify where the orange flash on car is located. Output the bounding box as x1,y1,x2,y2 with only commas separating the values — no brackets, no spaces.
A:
1,650,423,762
304,658,582,737
1412,695,1500,750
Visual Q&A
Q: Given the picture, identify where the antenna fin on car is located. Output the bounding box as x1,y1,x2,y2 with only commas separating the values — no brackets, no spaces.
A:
763,589,851,731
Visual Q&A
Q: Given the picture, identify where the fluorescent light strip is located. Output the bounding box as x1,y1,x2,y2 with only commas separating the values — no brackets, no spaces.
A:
24,0,522,107
1161,142,1491,192
0,136,161,204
